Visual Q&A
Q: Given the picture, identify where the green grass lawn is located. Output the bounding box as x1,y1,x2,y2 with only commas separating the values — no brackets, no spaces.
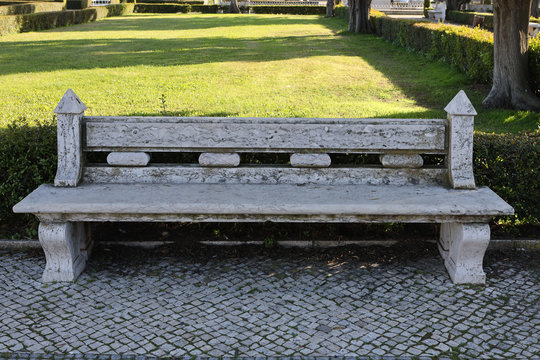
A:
0,13,537,133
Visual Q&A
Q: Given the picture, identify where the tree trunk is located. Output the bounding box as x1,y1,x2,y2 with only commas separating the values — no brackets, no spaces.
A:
229,0,240,13
532,0,539,17
348,0,371,33
483,0,540,110
326,0,334,17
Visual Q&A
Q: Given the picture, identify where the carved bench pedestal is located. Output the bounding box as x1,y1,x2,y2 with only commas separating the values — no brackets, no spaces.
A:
439,223,490,284
39,222,89,282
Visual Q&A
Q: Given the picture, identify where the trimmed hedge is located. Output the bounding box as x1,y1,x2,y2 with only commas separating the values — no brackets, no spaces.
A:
474,132,539,226
447,10,494,30
0,4,134,35
190,4,219,13
134,3,190,13
249,5,325,15
334,4,347,20
134,3,326,14
1,119,538,233
0,1,64,16
368,12,540,95
447,11,539,31
0,120,57,230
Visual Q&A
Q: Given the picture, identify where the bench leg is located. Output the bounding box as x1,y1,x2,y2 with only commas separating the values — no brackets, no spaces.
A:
438,223,490,285
39,222,87,282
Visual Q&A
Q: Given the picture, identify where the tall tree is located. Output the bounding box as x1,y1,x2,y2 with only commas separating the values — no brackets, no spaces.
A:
532,0,539,17
483,0,540,110
348,0,371,33
326,0,334,18
229,0,240,13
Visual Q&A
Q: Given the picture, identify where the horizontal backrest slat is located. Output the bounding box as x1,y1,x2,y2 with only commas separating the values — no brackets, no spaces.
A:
84,165,448,186
84,117,447,153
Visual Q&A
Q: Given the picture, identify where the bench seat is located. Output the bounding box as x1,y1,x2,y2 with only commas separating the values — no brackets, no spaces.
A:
14,183,513,223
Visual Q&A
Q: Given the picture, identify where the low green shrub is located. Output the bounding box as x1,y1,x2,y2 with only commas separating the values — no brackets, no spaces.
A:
334,4,347,20
0,2,64,16
0,3,133,35
368,12,539,94
134,3,190,13
474,131,539,227
134,3,325,14
447,11,539,30
0,119,57,229
447,10,493,30
66,0,91,10
250,5,325,15
190,4,219,13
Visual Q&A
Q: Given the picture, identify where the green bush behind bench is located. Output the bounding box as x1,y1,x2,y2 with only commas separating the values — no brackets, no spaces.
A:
1,119,538,234
0,3,133,35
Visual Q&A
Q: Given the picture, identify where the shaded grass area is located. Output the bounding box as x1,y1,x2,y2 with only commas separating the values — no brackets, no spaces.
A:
0,13,537,133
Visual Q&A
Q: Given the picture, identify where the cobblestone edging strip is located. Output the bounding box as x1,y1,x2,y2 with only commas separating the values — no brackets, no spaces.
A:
0,353,458,360
0,244,538,359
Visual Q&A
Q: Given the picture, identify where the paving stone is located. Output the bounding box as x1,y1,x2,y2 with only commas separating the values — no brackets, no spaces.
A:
0,248,538,359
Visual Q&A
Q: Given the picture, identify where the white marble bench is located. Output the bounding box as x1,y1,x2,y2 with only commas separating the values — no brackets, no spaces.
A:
427,1,446,22
13,89,513,284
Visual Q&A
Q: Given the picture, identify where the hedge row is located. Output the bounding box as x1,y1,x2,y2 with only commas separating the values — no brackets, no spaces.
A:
368,12,540,94
446,11,539,30
0,1,64,16
134,3,190,12
249,5,325,15
0,4,134,35
1,120,538,233
134,3,326,15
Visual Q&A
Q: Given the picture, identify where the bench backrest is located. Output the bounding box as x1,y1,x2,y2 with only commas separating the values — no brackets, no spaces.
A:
53,89,477,189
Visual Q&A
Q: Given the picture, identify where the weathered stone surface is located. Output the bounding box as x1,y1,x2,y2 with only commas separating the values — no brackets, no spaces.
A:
199,153,240,167
84,117,447,153
14,183,514,220
53,89,87,114
445,91,476,189
439,223,490,284
38,222,86,282
379,154,423,168
84,166,447,186
290,153,331,168
53,89,86,187
107,152,150,166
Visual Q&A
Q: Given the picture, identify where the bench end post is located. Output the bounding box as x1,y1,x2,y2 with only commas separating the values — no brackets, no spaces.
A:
444,90,477,189
53,89,86,187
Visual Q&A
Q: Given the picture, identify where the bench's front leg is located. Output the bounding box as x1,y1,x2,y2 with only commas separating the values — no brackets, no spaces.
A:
39,222,87,282
438,223,490,285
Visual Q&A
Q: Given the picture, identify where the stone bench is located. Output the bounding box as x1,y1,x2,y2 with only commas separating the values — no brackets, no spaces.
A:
427,1,446,22
13,89,513,284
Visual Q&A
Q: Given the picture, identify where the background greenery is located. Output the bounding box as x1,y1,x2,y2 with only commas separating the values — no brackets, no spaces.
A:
0,13,538,236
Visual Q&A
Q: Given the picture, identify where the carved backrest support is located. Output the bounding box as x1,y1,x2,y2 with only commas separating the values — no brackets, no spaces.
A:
53,90,476,189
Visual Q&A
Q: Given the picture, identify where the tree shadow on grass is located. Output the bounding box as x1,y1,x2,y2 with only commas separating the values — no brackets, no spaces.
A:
0,14,497,122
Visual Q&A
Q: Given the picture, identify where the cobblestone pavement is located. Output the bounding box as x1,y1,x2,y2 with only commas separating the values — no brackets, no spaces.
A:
0,242,538,359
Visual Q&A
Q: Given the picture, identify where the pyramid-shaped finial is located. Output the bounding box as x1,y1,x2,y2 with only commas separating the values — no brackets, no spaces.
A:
54,89,87,114
444,90,477,116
